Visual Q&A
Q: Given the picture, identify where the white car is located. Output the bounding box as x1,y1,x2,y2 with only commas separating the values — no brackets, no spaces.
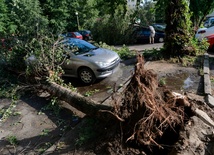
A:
195,26,214,41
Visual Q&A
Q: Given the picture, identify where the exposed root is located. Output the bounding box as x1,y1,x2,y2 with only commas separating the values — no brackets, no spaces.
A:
114,54,188,150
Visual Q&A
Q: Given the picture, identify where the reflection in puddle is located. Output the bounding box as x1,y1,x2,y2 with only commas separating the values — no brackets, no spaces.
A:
164,72,196,93
183,77,193,89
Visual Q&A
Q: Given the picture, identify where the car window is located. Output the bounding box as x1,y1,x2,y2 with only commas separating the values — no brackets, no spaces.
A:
66,33,73,37
210,19,214,27
65,39,97,55
74,32,81,36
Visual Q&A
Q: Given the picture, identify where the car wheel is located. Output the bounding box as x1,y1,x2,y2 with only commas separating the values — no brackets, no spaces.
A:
78,68,96,84
159,37,164,43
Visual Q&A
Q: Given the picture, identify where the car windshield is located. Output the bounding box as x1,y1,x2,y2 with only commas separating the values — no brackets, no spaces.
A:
65,39,98,55
73,32,81,36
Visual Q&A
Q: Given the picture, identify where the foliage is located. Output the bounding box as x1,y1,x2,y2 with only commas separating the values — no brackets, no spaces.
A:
155,0,167,24
0,0,9,35
6,0,48,36
143,48,164,60
94,42,135,59
75,118,98,147
191,38,209,55
36,142,52,154
39,0,75,33
115,46,136,59
84,89,100,97
189,0,214,28
41,97,61,116
0,0,49,71
24,35,67,82
91,13,135,45
41,129,50,136
137,1,156,25
156,0,214,29
6,135,18,145
94,0,127,16
159,77,166,86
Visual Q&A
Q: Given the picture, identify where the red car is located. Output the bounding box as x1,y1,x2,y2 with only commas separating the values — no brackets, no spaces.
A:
62,32,83,40
206,34,214,51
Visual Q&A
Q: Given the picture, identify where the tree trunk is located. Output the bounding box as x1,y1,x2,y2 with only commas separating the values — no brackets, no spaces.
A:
40,82,113,116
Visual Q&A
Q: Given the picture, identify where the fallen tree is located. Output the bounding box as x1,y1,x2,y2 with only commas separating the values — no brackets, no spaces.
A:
25,54,194,154
40,82,113,117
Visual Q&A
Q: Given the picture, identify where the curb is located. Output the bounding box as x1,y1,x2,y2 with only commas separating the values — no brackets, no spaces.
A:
204,53,214,107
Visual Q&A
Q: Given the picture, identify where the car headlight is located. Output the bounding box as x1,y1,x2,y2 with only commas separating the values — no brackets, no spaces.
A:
95,61,111,67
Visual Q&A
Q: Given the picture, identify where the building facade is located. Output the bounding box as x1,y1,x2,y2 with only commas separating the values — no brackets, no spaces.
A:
127,0,137,9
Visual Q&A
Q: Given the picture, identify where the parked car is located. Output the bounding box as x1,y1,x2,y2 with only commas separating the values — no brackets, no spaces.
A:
133,27,165,44
206,34,214,51
152,24,166,32
78,30,92,41
195,26,214,41
59,38,120,84
60,32,83,40
204,17,214,27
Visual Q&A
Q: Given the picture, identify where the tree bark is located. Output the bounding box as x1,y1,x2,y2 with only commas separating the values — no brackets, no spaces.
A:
40,82,113,116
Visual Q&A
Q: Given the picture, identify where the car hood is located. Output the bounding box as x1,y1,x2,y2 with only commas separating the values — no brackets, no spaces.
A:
79,48,120,62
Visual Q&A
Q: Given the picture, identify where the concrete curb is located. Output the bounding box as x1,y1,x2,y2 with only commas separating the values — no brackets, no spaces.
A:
204,53,214,107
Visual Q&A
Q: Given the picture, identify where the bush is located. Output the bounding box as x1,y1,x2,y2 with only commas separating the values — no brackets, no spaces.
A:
91,13,135,45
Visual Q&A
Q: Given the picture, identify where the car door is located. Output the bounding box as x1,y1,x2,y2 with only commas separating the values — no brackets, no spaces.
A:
62,44,80,77
136,28,150,43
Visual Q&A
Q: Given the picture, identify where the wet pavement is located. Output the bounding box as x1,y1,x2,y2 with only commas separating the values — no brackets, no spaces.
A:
63,58,136,103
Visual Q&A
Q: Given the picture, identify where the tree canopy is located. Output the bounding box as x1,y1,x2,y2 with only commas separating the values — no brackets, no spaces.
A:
0,0,213,70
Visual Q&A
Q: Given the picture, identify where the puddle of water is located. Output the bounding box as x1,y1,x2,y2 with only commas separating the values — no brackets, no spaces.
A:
164,72,197,93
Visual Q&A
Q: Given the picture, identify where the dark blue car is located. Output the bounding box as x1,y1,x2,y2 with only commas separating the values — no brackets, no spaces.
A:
133,27,165,44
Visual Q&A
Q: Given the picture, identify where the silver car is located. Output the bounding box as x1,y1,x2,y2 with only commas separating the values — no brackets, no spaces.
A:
60,38,120,84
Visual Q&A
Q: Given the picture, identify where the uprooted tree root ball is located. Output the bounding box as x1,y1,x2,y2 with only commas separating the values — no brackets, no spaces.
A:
111,55,192,154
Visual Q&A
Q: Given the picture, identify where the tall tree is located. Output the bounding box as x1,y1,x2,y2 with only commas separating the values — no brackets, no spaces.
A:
154,0,167,24
137,1,156,26
155,0,214,29
0,0,9,35
39,0,75,33
189,0,214,28
6,0,48,37
0,0,49,71
163,0,194,58
95,0,127,16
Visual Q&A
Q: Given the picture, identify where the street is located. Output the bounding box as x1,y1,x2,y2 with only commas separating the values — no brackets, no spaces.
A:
126,43,163,51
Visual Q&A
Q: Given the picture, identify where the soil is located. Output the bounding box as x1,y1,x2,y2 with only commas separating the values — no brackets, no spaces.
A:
1,58,214,155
